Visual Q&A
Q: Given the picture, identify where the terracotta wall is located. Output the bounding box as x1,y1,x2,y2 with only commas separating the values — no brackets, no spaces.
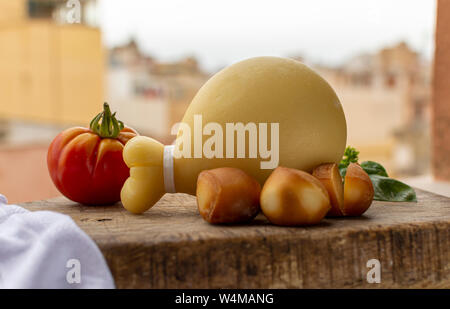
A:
0,144,59,203
433,0,450,181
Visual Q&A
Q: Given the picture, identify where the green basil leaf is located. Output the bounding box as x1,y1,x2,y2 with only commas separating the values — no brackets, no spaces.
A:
369,174,417,202
361,161,389,177
339,166,347,178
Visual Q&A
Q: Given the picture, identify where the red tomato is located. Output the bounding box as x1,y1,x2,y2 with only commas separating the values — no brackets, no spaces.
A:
47,104,138,205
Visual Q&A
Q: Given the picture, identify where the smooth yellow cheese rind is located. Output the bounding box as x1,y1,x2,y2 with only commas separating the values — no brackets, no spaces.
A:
175,56,347,194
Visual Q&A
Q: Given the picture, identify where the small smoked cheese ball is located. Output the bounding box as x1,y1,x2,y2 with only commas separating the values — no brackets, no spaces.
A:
260,167,331,226
196,167,261,224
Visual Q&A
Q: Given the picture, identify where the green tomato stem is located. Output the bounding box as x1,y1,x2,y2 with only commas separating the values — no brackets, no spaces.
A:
89,103,124,138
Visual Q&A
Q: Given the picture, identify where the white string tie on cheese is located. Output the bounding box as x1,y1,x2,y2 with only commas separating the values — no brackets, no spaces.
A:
163,145,176,193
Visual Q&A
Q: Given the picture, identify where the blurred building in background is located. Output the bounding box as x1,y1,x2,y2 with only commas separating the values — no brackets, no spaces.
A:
314,42,431,177
0,0,103,127
106,39,209,143
0,0,103,202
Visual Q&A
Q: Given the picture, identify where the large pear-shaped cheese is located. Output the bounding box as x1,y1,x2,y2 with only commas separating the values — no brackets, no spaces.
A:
173,56,346,194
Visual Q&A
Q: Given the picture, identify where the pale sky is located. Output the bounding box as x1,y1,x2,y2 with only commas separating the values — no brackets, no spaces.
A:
98,0,436,72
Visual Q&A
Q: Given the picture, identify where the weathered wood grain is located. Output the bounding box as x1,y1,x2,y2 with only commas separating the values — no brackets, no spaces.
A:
20,189,450,288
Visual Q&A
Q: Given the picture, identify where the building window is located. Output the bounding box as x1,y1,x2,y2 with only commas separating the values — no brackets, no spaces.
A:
385,73,397,88
28,0,55,19
27,0,98,27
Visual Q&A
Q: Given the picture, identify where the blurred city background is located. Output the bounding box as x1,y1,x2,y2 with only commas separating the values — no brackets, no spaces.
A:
0,0,448,203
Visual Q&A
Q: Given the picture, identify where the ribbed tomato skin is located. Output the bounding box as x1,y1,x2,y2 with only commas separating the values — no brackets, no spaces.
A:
47,126,137,205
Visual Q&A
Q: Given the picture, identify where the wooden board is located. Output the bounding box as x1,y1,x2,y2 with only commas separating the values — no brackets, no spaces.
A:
20,189,450,288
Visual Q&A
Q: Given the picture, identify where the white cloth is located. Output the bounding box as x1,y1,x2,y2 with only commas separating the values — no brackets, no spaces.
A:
0,194,115,289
